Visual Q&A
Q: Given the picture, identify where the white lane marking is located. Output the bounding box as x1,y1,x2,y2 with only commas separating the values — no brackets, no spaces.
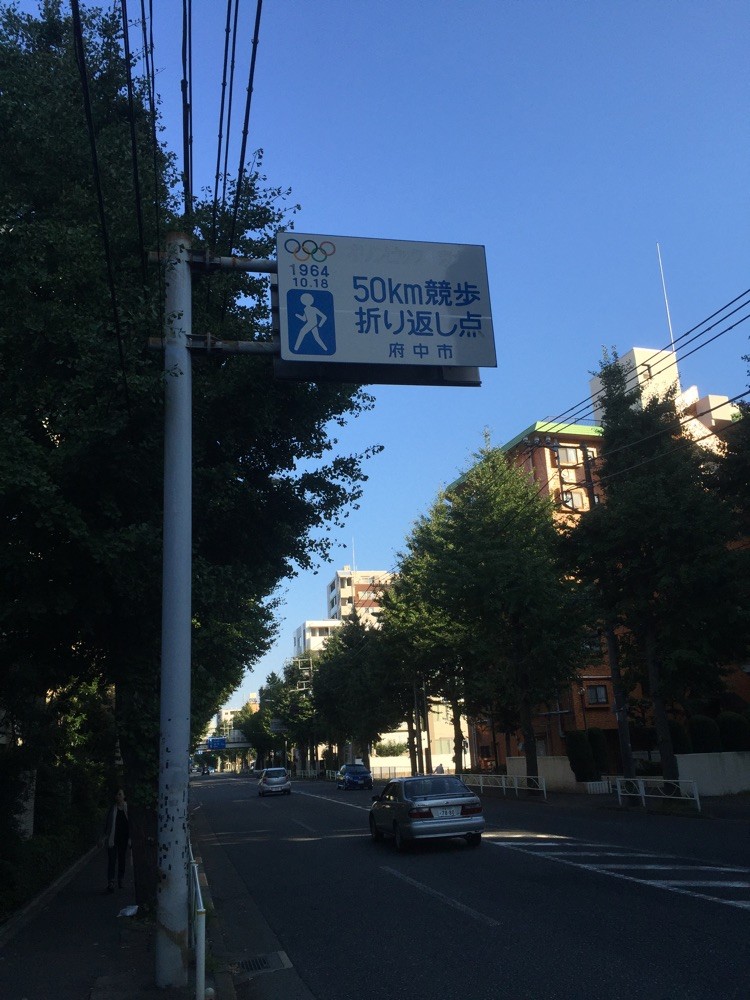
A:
292,819,317,833
600,865,749,872
381,866,501,928
533,851,653,858
295,789,371,812
655,880,750,889
491,840,750,910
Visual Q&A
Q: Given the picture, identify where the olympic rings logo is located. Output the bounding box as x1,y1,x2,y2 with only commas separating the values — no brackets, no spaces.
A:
283,237,336,263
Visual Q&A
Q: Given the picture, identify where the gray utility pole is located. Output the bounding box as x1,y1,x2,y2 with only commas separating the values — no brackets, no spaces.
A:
152,236,276,987
156,232,193,987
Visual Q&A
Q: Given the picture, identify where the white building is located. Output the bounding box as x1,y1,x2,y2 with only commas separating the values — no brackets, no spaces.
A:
589,346,738,453
292,566,394,658
326,565,393,625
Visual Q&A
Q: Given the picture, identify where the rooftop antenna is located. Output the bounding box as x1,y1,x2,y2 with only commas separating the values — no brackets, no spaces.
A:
656,242,676,354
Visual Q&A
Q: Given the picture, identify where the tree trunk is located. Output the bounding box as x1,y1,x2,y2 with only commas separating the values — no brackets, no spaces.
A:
421,684,433,774
520,696,538,779
406,714,418,776
412,684,425,774
644,629,679,782
449,697,464,774
604,621,636,779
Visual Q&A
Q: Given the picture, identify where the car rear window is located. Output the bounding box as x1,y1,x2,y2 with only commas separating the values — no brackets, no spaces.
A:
404,777,467,798
265,768,286,777
348,765,369,773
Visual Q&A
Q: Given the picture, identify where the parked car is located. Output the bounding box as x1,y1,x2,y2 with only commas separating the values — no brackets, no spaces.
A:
257,767,291,796
369,775,484,850
336,763,373,790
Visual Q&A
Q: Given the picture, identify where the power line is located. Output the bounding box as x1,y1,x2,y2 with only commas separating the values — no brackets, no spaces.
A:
211,0,234,248
120,0,147,283
228,0,263,253
139,0,165,328
70,0,131,417
180,0,193,218
538,288,750,436
222,0,241,215
592,395,749,490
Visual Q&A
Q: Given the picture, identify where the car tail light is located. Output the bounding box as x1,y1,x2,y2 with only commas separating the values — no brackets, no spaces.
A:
461,803,483,816
408,806,433,819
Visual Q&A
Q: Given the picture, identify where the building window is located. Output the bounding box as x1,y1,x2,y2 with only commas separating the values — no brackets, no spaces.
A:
561,490,585,510
586,685,608,705
558,445,580,465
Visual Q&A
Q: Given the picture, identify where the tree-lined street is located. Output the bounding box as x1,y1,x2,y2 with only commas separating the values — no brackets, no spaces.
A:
192,774,750,1000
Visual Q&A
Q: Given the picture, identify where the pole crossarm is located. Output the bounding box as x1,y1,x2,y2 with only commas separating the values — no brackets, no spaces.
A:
148,249,278,274
148,335,280,354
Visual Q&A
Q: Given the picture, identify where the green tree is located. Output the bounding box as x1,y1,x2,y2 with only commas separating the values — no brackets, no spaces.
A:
312,614,404,764
383,440,591,779
0,1,378,904
568,354,746,782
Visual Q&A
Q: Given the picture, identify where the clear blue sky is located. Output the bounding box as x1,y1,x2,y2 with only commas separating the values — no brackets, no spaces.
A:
29,1,750,704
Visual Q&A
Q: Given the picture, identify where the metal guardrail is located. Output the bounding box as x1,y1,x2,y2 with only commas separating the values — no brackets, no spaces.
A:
188,838,206,1000
459,772,548,799
614,776,701,812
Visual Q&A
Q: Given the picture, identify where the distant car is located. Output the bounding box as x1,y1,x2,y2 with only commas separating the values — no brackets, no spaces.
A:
369,775,484,850
336,763,373,790
258,767,291,796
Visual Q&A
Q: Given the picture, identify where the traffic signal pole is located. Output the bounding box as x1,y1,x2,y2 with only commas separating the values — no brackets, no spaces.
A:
156,232,193,988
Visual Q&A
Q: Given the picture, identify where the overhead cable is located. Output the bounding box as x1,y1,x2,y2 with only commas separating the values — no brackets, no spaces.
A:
70,0,132,416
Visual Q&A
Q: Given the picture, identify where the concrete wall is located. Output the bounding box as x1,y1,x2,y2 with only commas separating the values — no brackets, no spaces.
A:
676,752,750,795
506,755,578,791
505,752,750,795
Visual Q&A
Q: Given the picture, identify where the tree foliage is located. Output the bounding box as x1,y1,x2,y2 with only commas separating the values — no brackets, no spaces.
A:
312,614,405,762
0,0,378,865
380,440,592,776
566,353,747,780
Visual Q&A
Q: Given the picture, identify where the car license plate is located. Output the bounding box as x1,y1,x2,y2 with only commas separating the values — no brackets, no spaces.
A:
435,807,459,817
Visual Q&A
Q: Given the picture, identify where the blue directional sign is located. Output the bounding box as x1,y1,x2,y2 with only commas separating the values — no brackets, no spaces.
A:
277,233,496,370
206,737,226,750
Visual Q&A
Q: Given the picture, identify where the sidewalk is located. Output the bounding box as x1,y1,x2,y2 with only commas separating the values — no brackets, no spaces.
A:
1,787,748,1000
0,839,217,1000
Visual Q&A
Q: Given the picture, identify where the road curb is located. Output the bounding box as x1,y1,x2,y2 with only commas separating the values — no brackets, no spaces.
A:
0,844,99,949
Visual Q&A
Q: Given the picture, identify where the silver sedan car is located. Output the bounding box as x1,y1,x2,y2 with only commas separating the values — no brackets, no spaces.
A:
257,767,291,796
369,775,484,850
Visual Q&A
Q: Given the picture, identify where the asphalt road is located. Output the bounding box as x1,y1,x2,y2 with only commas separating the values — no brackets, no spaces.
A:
191,774,750,1000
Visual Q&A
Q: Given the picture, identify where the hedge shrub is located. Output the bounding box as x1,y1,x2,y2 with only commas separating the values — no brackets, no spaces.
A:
668,719,692,754
717,712,750,751
565,730,600,782
688,715,722,753
586,728,609,775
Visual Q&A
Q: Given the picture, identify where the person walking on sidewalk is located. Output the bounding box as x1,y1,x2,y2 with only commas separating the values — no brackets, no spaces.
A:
101,788,130,893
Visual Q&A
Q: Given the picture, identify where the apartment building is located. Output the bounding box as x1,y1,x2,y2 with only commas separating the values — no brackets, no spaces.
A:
589,346,739,452
292,619,342,657
473,347,741,772
501,421,603,515
292,566,393,658
326,566,394,625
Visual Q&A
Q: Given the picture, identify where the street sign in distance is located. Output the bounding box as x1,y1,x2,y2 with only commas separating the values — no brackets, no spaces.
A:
277,233,496,371
206,737,227,750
